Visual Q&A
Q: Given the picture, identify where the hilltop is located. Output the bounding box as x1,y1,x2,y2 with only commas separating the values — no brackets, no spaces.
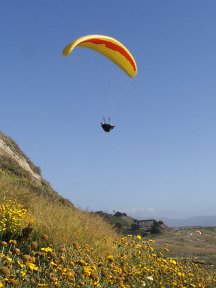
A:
95,210,168,235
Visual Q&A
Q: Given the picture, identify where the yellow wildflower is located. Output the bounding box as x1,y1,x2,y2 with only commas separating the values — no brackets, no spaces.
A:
9,240,17,245
41,247,53,253
169,259,177,265
26,262,39,271
83,265,92,277
50,261,57,267
21,271,26,277
106,255,114,262
50,276,58,284
77,259,88,266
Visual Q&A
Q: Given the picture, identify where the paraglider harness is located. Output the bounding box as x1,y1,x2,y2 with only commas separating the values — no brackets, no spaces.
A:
101,117,115,133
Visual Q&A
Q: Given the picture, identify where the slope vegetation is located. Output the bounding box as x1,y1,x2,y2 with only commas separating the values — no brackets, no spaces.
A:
0,131,117,255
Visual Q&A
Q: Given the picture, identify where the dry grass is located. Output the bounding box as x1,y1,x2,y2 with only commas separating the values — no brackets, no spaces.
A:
31,200,117,257
0,172,117,258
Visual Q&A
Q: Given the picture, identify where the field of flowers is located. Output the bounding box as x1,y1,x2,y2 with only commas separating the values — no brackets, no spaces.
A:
0,200,215,287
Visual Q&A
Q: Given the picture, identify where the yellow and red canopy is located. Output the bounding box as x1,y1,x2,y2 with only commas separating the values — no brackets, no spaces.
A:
62,34,137,78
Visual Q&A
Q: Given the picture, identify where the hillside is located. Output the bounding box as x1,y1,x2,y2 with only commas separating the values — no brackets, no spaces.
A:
0,131,73,206
0,131,215,287
95,211,139,233
0,131,117,254
95,210,167,235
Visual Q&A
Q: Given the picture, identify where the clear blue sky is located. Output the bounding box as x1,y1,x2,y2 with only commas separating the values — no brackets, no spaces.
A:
1,1,216,219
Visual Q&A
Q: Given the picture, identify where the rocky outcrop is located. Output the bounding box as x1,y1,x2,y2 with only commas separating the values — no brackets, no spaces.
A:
0,137,41,182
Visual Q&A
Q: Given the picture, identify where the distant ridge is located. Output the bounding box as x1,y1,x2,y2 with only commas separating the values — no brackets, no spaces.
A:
160,216,216,227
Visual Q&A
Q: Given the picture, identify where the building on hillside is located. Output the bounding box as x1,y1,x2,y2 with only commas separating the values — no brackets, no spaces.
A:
138,219,169,231
138,219,156,229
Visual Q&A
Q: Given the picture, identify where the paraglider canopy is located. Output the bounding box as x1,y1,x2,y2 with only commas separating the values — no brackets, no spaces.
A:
62,34,137,77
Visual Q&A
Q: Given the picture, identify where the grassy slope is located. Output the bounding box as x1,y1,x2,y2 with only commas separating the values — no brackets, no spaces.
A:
1,131,216,265
0,132,117,257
